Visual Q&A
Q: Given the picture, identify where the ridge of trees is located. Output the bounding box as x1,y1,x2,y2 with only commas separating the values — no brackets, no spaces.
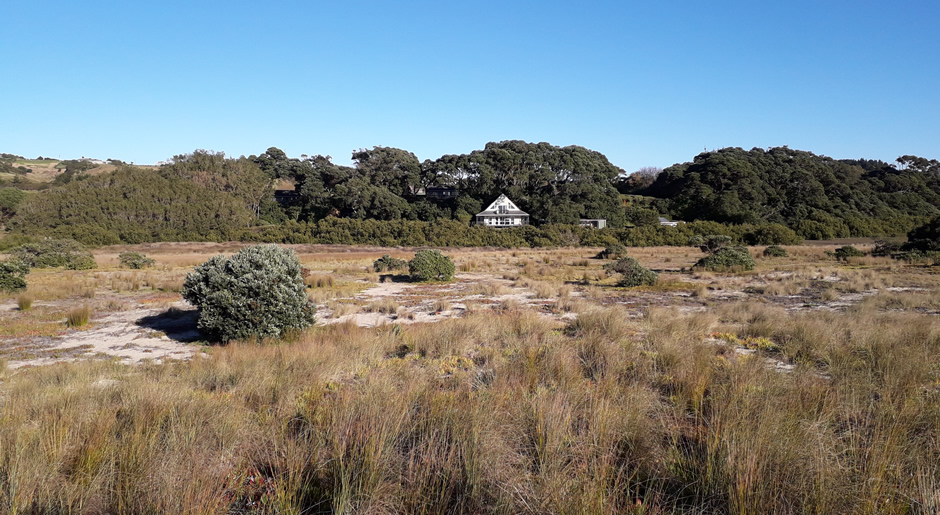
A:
2,143,939,247
629,147,940,239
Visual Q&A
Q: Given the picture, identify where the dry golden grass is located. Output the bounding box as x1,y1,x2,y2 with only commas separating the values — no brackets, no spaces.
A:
0,242,938,513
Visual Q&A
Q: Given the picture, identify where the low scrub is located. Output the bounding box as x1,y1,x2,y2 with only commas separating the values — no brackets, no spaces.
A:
603,257,659,287
408,250,455,282
594,243,628,260
118,251,156,269
10,239,97,269
832,245,865,261
0,260,29,292
762,245,788,257
373,254,408,273
695,246,755,271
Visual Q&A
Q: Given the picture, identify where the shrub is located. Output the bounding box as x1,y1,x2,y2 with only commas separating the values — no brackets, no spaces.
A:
689,234,733,254
744,224,803,245
871,240,901,257
695,246,755,271
595,243,628,260
902,217,940,252
119,251,156,269
762,245,788,258
182,245,316,343
408,250,455,282
10,239,97,269
603,257,658,287
373,254,408,273
0,260,29,292
833,245,865,261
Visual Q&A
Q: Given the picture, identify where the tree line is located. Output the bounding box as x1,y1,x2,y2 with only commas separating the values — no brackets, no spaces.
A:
628,146,940,239
1,142,938,247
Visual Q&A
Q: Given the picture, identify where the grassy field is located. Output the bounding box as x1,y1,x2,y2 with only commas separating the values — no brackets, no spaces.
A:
0,242,938,513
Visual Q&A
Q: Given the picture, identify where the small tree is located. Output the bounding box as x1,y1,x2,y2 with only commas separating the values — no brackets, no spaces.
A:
603,257,658,287
409,250,455,282
0,260,29,292
762,245,788,258
182,245,316,343
119,251,156,269
373,254,408,273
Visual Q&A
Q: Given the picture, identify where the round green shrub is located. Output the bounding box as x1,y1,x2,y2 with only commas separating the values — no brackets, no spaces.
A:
408,249,455,282
762,245,788,258
595,243,628,260
832,245,865,261
119,251,156,269
373,254,408,273
182,244,316,343
0,260,29,292
695,246,755,272
603,257,658,287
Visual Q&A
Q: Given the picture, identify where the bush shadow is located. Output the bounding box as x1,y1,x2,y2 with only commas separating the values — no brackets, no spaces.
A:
136,307,202,342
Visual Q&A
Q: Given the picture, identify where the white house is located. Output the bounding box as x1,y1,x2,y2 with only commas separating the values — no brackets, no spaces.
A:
475,194,529,227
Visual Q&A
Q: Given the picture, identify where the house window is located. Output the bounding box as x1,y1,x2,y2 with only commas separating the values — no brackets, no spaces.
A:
498,205,507,214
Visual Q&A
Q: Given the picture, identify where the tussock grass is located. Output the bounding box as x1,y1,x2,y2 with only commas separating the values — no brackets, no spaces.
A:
0,304,937,513
469,281,509,296
364,298,401,315
66,305,92,327
16,293,34,311
305,274,335,288
1,243,939,513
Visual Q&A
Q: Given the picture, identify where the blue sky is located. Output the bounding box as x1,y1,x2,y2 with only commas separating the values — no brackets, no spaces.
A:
2,1,938,171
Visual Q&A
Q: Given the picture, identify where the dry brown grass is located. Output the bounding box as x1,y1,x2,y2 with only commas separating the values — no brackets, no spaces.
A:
0,242,938,513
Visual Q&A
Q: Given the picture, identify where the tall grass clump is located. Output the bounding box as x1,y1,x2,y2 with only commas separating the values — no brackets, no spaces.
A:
67,305,92,327
16,292,34,310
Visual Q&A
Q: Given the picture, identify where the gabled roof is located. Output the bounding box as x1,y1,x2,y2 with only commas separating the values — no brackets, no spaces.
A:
476,194,529,216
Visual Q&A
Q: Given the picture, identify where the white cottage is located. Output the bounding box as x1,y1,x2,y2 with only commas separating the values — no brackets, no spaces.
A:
475,194,529,227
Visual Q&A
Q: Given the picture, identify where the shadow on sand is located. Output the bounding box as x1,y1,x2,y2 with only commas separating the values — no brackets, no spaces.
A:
136,307,202,342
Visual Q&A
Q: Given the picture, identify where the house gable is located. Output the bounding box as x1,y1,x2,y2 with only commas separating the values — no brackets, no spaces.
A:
475,194,529,227
478,194,527,216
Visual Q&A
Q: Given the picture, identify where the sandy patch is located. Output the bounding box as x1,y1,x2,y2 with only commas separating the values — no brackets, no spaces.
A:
5,302,204,369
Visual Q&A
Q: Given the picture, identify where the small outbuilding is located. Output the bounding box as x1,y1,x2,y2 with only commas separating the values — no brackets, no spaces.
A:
475,194,529,227
579,219,607,229
658,217,679,227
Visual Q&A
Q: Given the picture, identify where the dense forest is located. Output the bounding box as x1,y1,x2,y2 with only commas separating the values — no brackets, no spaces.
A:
1,142,938,247
630,147,940,239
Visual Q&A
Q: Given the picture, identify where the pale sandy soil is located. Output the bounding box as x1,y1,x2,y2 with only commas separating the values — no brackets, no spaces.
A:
3,302,205,370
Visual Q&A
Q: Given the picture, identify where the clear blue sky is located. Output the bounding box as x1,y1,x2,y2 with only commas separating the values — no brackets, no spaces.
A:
2,1,938,171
